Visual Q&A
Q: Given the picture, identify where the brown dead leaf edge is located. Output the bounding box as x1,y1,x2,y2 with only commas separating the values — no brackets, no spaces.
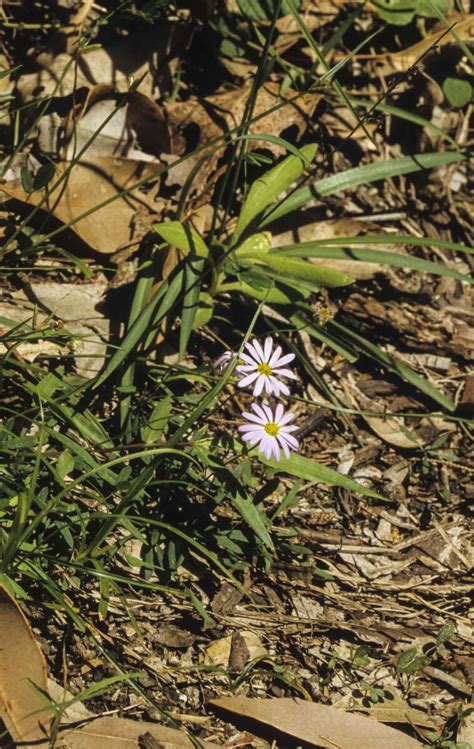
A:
0,586,217,749
0,586,425,748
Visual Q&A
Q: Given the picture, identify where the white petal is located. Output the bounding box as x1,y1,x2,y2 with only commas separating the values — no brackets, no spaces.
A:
260,435,274,460
272,352,295,368
280,424,298,433
278,436,290,458
272,367,298,380
261,403,274,422
268,345,283,367
253,376,265,397
279,412,296,426
271,438,281,461
251,402,268,421
264,377,275,395
281,432,299,450
264,336,274,361
239,424,263,433
252,339,265,362
275,402,284,423
271,378,289,396
238,372,259,388
245,340,262,363
246,431,265,447
240,352,257,366
236,364,257,373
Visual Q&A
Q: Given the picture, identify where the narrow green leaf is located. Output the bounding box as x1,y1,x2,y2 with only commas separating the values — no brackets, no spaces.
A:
180,256,205,359
272,233,474,255
153,221,209,257
233,142,318,242
94,271,183,388
271,245,473,282
261,254,354,287
262,151,467,225
262,452,385,499
230,494,274,549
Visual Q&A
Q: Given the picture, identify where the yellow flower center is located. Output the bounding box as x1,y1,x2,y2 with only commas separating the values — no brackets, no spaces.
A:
264,422,280,437
257,362,272,376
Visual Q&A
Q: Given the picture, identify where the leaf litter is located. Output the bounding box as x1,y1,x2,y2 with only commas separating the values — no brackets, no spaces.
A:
0,2,473,748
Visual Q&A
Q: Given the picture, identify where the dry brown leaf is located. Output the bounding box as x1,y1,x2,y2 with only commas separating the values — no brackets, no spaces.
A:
362,14,474,73
15,27,185,103
166,82,323,191
205,630,267,668
58,715,220,749
275,0,343,54
59,87,170,160
209,696,423,749
0,593,220,748
2,156,161,254
0,586,52,748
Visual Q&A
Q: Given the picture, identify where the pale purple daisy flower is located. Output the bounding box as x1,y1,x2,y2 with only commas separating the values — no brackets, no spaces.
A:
238,403,299,461
213,350,235,373
236,336,297,397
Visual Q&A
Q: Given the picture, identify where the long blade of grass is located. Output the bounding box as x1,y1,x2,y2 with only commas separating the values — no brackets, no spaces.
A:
270,245,473,282
261,151,467,225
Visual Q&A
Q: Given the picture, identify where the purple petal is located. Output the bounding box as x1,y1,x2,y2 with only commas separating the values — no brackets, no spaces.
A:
272,379,290,397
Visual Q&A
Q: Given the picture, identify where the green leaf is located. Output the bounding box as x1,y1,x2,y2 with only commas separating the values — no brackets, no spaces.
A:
180,256,205,358
94,270,184,388
142,396,172,444
261,254,354,287
235,279,308,304
443,77,473,108
261,452,385,500
372,0,416,25
262,151,467,225
192,292,215,330
230,494,274,549
271,245,473,283
235,232,272,257
153,221,209,257
57,450,75,481
233,143,318,242
33,163,56,191
417,0,452,18
20,166,34,194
